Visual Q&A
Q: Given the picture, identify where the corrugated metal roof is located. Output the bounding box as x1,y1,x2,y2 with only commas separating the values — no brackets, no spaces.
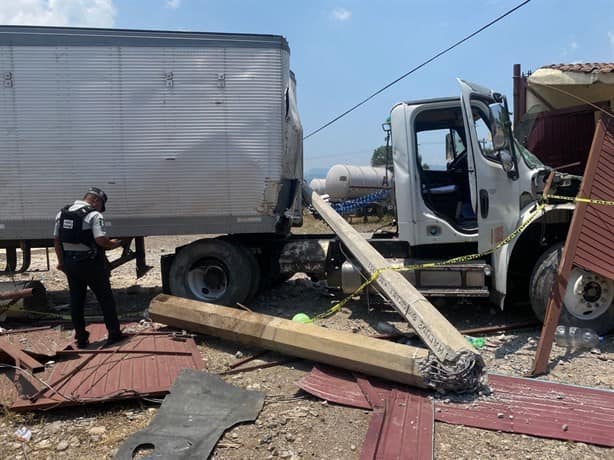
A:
298,365,614,448
10,323,204,411
541,63,614,73
572,117,614,279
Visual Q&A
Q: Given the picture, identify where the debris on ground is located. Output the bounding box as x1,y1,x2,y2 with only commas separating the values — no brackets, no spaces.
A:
298,364,614,452
0,230,612,459
116,369,264,459
1,322,204,411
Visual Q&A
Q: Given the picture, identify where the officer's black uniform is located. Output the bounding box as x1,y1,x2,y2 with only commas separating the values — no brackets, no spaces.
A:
55,189,122,347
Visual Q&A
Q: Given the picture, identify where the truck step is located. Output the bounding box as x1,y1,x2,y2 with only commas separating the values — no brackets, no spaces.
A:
419,287,490,297
407,260,488,271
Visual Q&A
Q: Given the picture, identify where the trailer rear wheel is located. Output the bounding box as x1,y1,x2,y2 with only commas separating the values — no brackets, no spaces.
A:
240,243,262,304
529,243,614,335
168,238,255,307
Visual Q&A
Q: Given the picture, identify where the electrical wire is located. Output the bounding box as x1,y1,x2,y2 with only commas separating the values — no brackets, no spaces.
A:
303,0,532,140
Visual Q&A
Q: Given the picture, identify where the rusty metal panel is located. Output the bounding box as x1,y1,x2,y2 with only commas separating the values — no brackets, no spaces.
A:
298,366,614,448
369,388,433,460
436,374,614,447
525,107,595,174
10,323,204,411
0,326,73,358
572,118,614,279
296,365,371,409
302,368,434,459
360,407,386,460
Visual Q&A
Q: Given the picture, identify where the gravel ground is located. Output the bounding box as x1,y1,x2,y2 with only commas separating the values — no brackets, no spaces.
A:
0,215,612,459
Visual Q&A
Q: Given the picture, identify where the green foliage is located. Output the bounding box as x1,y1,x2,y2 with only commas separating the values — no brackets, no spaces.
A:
371,145,391,167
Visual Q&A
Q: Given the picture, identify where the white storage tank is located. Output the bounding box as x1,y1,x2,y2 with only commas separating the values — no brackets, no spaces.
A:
309,178,327,195
325,164,391,200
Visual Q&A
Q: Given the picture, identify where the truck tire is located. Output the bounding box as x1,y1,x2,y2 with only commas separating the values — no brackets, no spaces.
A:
529,243,614,335
224,238,261,304
168,238,256,307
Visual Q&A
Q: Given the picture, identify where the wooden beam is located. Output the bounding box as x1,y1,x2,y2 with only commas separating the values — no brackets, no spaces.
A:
149,294,432,389
303,185,480,369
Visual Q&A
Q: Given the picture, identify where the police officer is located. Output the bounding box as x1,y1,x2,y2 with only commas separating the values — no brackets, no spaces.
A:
53,187,125,348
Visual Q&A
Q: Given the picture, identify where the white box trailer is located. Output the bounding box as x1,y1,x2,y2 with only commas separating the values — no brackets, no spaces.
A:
0,26,302,243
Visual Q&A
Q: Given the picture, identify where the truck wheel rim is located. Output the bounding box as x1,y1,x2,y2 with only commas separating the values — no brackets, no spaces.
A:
187,261,228,301
563,268,613,320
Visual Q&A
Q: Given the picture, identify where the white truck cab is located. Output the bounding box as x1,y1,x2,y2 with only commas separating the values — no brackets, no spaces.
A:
382,80,613,333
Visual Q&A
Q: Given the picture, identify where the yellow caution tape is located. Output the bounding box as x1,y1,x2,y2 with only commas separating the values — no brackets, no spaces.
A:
313,192,612,321
312,203,548,321
545,194,614,207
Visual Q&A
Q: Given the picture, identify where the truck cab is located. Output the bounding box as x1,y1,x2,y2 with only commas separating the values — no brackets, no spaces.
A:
382,80,613,333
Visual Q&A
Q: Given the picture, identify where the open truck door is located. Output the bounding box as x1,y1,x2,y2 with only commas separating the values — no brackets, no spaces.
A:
458,79,521,297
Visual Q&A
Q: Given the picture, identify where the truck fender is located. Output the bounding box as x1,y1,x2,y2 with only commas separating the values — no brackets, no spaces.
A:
493,203,575,309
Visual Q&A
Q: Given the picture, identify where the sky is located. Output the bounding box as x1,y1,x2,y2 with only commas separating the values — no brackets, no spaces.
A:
1,0,613,177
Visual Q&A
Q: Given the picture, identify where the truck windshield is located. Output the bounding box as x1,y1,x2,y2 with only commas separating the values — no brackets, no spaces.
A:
514,138,543,169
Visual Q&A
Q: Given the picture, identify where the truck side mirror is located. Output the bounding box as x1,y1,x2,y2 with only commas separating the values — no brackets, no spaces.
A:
488,103,509,151
500,150,514,174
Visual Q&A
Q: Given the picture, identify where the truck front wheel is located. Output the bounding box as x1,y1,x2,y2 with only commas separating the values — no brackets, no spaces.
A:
529,243,614,335
168,238,257,307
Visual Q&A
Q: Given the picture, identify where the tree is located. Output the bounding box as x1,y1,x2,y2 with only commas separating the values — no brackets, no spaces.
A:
371,145,392,168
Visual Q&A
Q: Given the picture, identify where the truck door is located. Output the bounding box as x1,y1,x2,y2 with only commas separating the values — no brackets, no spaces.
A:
458,80,520,257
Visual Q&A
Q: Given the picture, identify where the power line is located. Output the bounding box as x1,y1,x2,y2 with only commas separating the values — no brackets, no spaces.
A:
303,0,531,140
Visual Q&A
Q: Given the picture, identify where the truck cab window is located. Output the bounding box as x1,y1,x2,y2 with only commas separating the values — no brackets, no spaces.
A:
416,129,450,171
473,110,499,163
413,107,476,233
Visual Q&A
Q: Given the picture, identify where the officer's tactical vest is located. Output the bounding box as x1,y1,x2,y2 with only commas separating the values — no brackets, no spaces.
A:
58,205,96,250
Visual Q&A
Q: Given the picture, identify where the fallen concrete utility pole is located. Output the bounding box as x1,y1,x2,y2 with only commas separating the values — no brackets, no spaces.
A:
304,185,483,390
151,294,458,391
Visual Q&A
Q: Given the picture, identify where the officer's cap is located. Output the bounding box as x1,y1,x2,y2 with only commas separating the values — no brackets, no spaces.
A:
86,187,108,212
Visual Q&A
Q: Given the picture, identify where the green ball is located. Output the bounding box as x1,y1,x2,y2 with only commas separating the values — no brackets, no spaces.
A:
292,313,311,324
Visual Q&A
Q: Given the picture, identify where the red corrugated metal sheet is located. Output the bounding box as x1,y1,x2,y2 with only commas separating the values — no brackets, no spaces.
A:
362,387,433,460
299,368,434,459
572,118,614,279
436,374,614,447
297,365,371,409
297,365,614,447
361,407,387,460
525,106,595,175
541,63,614,73
355,374,433,460
0,326,73,358
10,323,204,411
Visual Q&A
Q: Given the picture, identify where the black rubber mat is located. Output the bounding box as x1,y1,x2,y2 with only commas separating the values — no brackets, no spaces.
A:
116,369,265,459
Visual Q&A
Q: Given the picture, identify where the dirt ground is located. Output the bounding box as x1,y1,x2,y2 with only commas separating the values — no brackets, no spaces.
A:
0,214,612,459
